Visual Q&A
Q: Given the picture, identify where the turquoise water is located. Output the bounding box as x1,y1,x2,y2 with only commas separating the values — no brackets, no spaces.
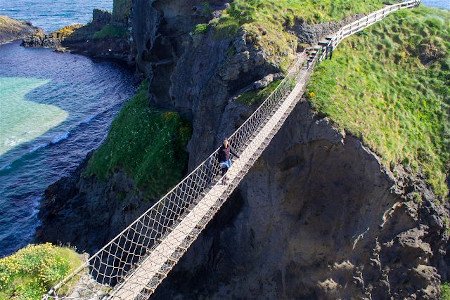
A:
0,77,68,155
0,42,135,257
0,0,128,258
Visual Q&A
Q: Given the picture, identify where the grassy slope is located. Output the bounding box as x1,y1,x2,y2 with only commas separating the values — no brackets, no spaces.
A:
0,244,82,299
443,283,450,300
93,24,127,39
307,7,449,197
210,0,388,71
85,81,191,199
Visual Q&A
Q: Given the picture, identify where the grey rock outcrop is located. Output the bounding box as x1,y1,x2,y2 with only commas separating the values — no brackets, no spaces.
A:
0,15,38,44
21,28,62,48
292,14,364,45
21,9,132,62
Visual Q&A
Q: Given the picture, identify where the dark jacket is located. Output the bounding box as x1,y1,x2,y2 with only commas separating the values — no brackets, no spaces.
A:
218,145,238,163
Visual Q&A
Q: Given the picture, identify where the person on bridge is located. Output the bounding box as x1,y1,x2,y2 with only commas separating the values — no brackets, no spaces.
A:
326,44,334,60
218,138,239,184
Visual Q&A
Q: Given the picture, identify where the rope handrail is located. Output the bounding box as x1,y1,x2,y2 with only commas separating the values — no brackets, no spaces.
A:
44,1,421,299
46,53,305,300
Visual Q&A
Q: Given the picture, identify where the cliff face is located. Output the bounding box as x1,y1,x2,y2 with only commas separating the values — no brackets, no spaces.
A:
37,157,152,252
36,0,449,298
130,0,359,167
152,100,449,299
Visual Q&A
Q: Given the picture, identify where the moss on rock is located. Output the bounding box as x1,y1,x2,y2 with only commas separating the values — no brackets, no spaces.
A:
85,81,192,199
93,24,127,39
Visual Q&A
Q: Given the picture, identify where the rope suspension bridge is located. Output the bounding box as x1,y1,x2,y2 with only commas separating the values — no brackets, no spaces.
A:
45,1,420,299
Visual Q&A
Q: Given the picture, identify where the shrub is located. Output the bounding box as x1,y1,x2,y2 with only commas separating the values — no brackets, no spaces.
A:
0,244,82,300
93,24,127,39
193,23,209,35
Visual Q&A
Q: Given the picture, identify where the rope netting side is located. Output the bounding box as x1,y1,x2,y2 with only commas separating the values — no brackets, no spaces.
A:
44,1,421,298
45,50,306,300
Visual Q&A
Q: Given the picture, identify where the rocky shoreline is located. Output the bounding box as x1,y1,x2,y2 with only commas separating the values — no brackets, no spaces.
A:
0,15,38,44
21,24,83,51
1,9,133,64
22,9,130,61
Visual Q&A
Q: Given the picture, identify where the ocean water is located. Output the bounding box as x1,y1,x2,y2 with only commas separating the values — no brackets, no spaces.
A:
0,42,135,257
422,0,450,9
0,0,113,32
0,77,68,156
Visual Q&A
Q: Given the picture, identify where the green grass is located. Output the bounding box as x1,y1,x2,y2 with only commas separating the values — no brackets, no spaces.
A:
236,80,282,105
0,243,82,300
443,283,450,300
214,0,386,31
307,7,449,198
209,0,387,71
93,24,127,39
192,23,209,35
85,81,192,199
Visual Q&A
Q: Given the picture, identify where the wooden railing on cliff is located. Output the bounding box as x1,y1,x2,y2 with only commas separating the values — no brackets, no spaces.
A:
44,1,421,299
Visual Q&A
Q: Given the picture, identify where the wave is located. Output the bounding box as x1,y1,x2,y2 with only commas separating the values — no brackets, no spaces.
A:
80,115,96,125
0,162,12,172
29,142,49,153
0,103,124,172
51,132,70,144
77,102,124,127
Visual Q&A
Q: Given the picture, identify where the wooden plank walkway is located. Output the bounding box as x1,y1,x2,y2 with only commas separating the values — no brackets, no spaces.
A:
110,54,310,299
44,2,421,299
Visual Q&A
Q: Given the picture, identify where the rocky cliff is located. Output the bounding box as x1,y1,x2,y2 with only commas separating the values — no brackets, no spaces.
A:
0,15,38,44
36,0,449,299
22,9,132,62
153,100,449,299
